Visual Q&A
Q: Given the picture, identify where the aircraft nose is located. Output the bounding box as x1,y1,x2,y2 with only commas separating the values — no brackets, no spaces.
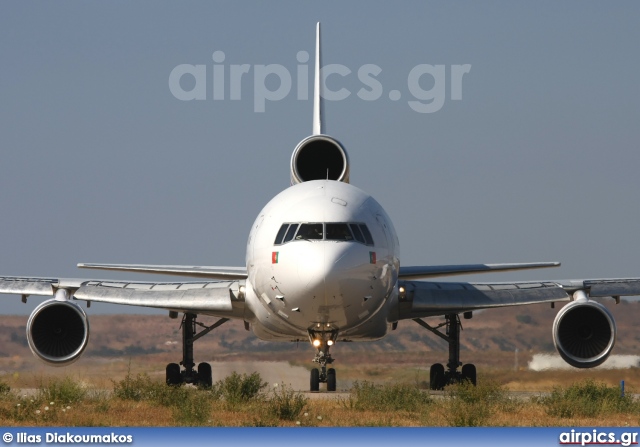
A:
294,244,329,295
291,242,365,298
273,241,386,327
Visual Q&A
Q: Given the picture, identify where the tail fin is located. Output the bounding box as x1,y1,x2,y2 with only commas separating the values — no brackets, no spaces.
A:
312,22,324,135
290,23,350,185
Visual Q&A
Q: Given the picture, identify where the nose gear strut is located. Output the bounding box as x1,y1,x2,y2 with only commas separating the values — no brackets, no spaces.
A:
308,328,338,392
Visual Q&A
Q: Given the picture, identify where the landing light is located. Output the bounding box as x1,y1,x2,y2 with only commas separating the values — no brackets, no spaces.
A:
312,339,321,347
327,340,334,346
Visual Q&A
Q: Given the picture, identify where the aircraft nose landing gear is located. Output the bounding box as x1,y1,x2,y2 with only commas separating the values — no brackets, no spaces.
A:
308,328,338,392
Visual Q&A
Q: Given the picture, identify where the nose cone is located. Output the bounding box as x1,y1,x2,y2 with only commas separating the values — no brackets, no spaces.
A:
294,243,328,295
280,242,385,326
291,242,367,295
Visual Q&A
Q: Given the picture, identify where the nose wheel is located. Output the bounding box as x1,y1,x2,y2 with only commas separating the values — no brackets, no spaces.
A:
310,365,336,392
309,328,338,392
310,368,320,392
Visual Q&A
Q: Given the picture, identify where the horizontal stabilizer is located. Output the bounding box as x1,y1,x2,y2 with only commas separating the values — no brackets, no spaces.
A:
78,263,248,280
398,262,560,280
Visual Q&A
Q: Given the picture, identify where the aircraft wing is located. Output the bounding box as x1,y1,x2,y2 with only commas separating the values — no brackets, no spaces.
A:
0,276,245,316
77,263,248,280
396,278,640,320
398,262,560,279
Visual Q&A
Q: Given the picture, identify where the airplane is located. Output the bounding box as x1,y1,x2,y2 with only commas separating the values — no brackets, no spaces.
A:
2,23,640,392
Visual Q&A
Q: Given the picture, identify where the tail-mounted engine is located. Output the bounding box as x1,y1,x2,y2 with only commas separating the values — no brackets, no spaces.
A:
552,298,616,368
27,299,90,366
290,135,350,185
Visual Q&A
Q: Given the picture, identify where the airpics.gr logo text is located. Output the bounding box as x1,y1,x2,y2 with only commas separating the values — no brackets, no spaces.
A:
168,50,471,113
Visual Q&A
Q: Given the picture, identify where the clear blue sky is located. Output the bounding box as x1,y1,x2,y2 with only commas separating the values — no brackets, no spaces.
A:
1,2,639,314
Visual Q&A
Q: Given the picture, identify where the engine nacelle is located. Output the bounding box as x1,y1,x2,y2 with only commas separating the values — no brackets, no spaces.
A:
26,299,90,366
290,135,350,185
552,299,616,368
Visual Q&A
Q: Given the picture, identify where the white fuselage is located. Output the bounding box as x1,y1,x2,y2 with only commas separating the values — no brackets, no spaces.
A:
244,180,400,341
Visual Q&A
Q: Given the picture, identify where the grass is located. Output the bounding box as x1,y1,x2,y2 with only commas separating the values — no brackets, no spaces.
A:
213,371,267,406
0,377,87,424
1,373,639,426
37,376,87,405
442,380,519,426
266,383,308,421
110,369,302,426
538,379,638,419
344,381,432,412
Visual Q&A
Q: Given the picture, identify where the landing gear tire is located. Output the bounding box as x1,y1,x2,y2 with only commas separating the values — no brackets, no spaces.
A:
165,313,229,388
417,314,478,389
429,363,445,390
166,363,182,386
326,368,336,392
461,363,476,386
310,368,320,392
198,362,213,388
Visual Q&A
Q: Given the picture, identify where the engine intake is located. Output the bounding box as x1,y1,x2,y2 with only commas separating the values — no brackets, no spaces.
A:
290,135,350,184
552,299,616,368
27,299,90,366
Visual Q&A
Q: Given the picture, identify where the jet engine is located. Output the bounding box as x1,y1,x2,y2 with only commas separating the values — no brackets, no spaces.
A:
26,299,90,366
552,299,616,368
290,135,350,185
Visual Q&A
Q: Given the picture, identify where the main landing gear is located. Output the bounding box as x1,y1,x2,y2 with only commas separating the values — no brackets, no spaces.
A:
165,312,229,387
308,328,338,392
413,313,477,390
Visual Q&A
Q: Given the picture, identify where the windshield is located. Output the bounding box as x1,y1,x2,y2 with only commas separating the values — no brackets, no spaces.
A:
296,223,323,240
326,223,353,241
274,222,374,246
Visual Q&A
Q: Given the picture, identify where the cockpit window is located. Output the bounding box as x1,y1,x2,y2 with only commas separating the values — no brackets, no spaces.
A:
349,223,365,244
296,223,323,240
326,223,353,241
274,222,374,246
274,224,289,245
359,224,374,245
283,223,299,243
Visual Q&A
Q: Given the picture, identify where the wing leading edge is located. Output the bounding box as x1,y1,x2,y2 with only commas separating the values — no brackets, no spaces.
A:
0,276,245,317
396,278,640,321
74,280,243,315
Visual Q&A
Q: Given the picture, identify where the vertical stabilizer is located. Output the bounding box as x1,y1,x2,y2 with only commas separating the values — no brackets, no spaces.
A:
312,22,324,135
291,23,349,185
